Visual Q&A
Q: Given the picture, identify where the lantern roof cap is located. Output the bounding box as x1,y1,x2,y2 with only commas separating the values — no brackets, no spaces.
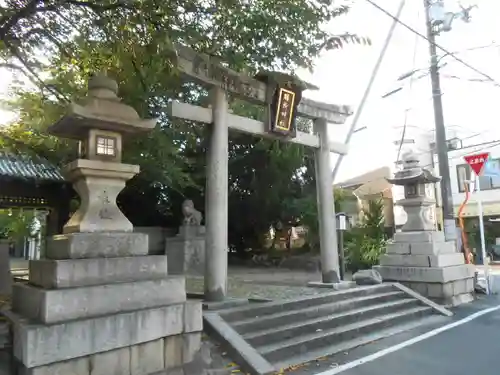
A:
387,149,440,185
48,73,157,140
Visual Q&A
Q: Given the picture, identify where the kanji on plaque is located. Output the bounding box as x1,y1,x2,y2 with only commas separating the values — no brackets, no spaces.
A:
464,152,490,176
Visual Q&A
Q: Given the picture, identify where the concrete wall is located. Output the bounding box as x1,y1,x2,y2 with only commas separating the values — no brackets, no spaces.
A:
133,227,177,255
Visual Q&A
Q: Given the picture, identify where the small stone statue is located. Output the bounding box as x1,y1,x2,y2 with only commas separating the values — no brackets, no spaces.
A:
182,199,202,226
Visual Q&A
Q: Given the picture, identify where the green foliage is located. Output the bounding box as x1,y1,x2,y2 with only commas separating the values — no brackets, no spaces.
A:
344,198,388,272
0,0,369,250
0,209,36,242
286,187,346,252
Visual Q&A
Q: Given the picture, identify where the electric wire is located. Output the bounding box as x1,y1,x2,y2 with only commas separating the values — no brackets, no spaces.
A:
337,141,500,189
364,0,500,87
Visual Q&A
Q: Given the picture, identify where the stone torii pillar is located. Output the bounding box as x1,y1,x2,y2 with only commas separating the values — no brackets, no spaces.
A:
167,45,353,300
314,118,340,283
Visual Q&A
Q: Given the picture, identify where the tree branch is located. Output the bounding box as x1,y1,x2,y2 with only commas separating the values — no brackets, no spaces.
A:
4,40,69,102
1,0,138,42
0,0,40,40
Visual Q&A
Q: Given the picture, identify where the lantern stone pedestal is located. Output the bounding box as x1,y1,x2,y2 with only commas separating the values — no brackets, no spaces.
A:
7,74,203,375
165,225,206,276
374,150,474,307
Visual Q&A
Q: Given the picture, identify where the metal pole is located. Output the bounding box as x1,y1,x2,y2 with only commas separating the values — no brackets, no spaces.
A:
338,229,345,280
475,175,490,294
332,0,406,182
424,0,456,241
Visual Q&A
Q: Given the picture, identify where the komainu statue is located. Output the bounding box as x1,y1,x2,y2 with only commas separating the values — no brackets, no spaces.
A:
181,199,203,226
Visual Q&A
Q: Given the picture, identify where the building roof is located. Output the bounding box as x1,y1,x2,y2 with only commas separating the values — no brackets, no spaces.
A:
335,166,391,189
0,151,64,182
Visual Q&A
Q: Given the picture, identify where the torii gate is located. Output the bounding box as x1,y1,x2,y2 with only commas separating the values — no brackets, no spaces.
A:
168,45,352,301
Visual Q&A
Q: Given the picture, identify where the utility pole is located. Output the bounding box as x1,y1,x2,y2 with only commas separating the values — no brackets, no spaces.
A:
424,0,456,241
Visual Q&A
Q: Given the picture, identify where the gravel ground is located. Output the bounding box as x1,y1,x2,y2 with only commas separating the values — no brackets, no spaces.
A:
186,276,330,300
186,266,349,300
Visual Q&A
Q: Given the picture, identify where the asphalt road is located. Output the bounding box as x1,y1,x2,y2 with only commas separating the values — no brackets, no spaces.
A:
303,294,500,375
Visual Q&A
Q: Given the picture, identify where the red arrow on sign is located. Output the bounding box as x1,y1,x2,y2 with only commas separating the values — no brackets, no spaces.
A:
464,152,490,176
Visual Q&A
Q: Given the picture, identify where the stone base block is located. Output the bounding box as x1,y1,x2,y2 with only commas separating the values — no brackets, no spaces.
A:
18,333,202,375
386,239,455,256
46,232,148,260
399,278,475,307
393,231,445,243
17,356,90,375
7,304,185,367
386,242,410,255
374,264,475,283
379,253,465,268
165,236,205,275
410,241,455,255
29,256,169,289
13,277,186,324
184,301,203,333
444,293,475,306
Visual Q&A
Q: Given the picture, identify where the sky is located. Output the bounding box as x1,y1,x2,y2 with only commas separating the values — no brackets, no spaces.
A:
1,0,500,184
297,0,500,183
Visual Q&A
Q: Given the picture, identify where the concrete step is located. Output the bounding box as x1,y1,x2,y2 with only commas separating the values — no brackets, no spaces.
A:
243,298,419,347
259,305,432,363
204,283,452,375
272,314,444,371
232,290,406,335
220,284,395,323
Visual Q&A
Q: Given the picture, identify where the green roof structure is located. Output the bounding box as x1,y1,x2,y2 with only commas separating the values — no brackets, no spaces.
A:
0,151,64,182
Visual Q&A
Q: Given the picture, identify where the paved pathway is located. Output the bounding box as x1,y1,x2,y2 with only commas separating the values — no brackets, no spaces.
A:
187,266,334,300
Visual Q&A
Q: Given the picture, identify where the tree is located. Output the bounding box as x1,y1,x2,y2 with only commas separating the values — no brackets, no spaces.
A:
344,197,388,272
0,0,369,248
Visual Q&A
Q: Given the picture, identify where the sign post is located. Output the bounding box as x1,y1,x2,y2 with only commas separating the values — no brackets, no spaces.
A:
336,212,349,280
464,152,490,294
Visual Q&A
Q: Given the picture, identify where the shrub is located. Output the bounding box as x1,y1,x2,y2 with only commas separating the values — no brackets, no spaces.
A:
344,197,388,272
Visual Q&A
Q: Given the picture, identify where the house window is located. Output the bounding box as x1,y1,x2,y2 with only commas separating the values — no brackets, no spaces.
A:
456,159,500,192
96,136,116,156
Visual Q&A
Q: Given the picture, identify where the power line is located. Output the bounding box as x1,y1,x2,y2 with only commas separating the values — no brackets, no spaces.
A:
441,73,500,85
339,141,500,190
364,0,500,87
436,42,500,65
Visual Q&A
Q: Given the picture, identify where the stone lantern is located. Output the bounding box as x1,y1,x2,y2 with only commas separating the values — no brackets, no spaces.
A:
374,149,475,307
8,74,203,375
48,73,156,233
386,150,440,232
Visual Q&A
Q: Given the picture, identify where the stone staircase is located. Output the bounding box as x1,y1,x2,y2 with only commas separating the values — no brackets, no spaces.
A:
204,283,452,375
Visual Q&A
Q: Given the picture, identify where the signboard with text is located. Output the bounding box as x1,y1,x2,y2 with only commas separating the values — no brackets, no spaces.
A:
268,86,301,138
464,152,490,176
